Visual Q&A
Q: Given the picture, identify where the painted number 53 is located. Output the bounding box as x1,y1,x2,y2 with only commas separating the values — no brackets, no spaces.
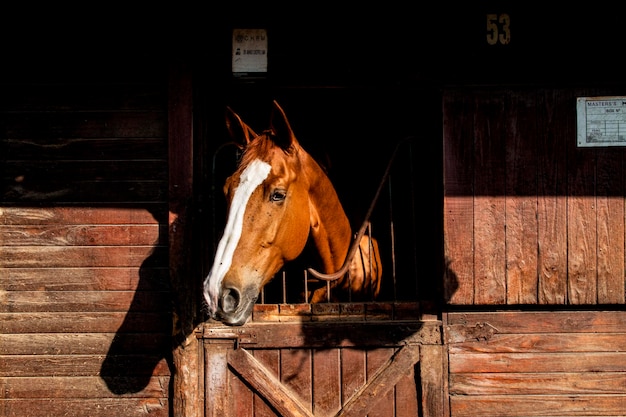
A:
486,13,511,45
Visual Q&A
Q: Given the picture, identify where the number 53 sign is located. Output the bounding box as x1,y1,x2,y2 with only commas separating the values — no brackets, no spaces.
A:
486,13,511,45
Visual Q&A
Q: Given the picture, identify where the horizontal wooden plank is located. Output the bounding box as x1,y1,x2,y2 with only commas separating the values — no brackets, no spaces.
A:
450,372,626,395
202,319,441,348
0,375,169,398
4,112,166,139
0,267,168,291
0,225,162,246
0,290,171,312
450,394,626,417
0,398,168,417
0,312,170,333
0,206,165,225
4,160,167,182
0,333,169,355
449,352,626,373
449,332,626,353
446,310,626,333
3,180,166,203
0,355,171,377
0,246,167,267
0,83,165,112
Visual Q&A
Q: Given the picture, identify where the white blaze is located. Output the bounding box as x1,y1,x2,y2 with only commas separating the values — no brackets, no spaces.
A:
204,159,271,314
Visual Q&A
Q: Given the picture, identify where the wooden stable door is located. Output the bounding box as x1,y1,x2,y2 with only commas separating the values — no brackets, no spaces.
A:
199,303,443,417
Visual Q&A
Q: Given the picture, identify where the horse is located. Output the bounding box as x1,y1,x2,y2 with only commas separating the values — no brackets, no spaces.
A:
203,100,382,326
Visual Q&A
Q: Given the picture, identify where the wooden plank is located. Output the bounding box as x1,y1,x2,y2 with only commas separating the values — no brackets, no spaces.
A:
449,332,626,353
253,349,280,417
2,137,166,162
229,360,254,417
596,147,626,304
204,342,231,417
203,320,441,348
0,82,165,112
568,134,598,304
473,91,506,304
168,61,200,417
4,112,166,139
504,92,538,304
281,348,312,409
2,180,166,204
0,375,169,398
536,89,568,304
450,394,626,417
0,267,168,291
3,160,167,182
0,206,164,225
450,372,626,395
0,398,168,417
446,310,626,333
365,348,395,417
337,345,420,417
313,347,341,415
340,348,365,408
0,312,170,333
0,246,166,267
0,333,168,355
449,352,626,373
0,225,161,246
442,90,475,304
0,290,170,312
419,344,444,417
0,355,170,377
227,348,314,417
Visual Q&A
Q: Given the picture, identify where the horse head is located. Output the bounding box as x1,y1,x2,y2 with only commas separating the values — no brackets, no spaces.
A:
203,100,353,325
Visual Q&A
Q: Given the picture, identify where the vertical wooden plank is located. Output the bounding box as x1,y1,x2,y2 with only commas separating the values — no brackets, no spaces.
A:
419,344,444,417
504,92,539,304
169,62,200,417
281,349,313,411
204,342,231,417
313,348,341,416
473,91,507,304
366,348,394,416
536,89,568,304
254,349,280,417
443,90,476,304
568,150,597,304
230,356,254,416
596,148,625,304
395,350,420,417
340,348,365,408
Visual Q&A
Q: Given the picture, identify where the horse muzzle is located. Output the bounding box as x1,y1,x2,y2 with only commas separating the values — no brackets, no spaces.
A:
212,285,258,326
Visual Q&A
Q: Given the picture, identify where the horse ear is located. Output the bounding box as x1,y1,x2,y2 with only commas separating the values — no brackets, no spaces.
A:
269,100,298,150
225,106,257,149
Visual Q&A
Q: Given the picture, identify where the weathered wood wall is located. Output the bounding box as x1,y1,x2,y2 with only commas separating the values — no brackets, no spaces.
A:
443,87,626,306
0,81,171,416
445,310,626,417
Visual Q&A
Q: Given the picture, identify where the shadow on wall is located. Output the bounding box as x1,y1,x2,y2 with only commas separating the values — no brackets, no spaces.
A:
100,207,174,395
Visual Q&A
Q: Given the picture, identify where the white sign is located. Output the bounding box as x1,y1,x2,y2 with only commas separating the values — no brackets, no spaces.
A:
577,96,626,147
232,28,268,75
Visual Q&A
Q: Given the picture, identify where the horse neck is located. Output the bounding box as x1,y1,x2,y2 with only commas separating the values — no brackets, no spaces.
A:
302,151,352,272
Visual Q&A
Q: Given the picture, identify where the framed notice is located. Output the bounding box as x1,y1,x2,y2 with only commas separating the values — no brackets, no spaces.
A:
232,28,268,78
577,96,626,147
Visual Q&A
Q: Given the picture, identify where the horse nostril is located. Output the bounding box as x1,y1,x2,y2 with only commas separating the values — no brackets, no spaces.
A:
220,288,240,313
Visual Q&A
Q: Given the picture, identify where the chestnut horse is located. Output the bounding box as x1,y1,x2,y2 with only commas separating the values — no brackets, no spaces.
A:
203,100,382,325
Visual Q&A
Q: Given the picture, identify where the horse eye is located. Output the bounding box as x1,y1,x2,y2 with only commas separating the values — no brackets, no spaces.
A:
270,189,286,202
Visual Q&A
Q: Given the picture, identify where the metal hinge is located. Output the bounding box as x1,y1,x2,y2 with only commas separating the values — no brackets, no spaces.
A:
203,327,257,349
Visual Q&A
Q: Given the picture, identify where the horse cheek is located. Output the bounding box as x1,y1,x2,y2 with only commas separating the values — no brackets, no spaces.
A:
278,208,309,261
